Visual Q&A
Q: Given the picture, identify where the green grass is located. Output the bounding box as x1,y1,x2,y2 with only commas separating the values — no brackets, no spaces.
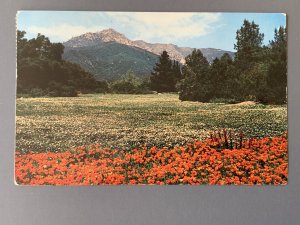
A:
16,93,287,152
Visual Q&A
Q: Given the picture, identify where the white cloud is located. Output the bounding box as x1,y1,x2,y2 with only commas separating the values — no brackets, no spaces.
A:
105,12,221,42
26,12,221,43
28,24,106,41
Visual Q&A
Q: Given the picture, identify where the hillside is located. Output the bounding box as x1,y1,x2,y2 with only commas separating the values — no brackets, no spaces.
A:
63,42,158,81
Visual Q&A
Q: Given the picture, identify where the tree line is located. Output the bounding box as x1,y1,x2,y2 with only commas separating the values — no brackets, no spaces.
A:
17,31,108,97
16,30,157,97
150,20,287,104
17,19,287,104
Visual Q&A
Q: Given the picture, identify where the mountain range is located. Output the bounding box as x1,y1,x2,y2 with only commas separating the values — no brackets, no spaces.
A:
63,28,235,81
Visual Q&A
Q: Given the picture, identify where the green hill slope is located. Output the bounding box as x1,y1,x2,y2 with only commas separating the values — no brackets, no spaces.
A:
63,42,158,81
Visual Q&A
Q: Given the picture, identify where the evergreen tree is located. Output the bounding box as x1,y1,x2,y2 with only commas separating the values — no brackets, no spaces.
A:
171,60,182,85
178,49,210,101
150,51,178,92
266,26,287,103
234,20,264,70
177,20,286,105
233,20,270,101
209,53,234,98
240,62,269,102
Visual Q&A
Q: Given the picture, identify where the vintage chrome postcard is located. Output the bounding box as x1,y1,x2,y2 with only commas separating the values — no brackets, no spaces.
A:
15,12,287,185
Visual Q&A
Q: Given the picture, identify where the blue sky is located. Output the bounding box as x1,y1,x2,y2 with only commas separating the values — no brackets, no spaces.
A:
17,11,286,51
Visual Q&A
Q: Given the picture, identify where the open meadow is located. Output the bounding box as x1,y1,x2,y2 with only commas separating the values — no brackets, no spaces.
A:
15,93,288,185
15,12,288,185
16,93,287,152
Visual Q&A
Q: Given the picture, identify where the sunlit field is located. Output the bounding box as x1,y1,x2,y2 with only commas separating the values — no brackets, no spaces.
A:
15,93,288,185
16,93,287,152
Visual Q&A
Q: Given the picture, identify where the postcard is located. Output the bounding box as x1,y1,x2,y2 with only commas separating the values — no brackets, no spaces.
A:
15,12,287,185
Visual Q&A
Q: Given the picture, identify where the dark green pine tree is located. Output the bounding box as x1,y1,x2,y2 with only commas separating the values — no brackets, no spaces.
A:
150,51,177,92
172,60,183,92
171,60,182,88
178,49,210,101
266,26,287,103
209,53,234,98
234,19,264,70
233,19,270,102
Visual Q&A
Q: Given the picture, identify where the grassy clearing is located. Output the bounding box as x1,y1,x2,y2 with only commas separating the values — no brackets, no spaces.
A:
16,93,287,152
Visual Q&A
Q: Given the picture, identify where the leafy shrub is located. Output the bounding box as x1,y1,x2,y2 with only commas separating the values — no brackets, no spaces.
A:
110,70,150,94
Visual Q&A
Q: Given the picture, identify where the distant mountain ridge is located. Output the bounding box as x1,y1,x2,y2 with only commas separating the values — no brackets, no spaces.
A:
63,28,235,80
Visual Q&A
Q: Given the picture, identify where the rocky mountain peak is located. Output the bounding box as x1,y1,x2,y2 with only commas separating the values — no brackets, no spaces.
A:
64,28,235,63
64,28,132,48
97,28,132,45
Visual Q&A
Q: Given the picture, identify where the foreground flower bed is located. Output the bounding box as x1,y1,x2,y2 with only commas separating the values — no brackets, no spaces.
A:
15,134,288,185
